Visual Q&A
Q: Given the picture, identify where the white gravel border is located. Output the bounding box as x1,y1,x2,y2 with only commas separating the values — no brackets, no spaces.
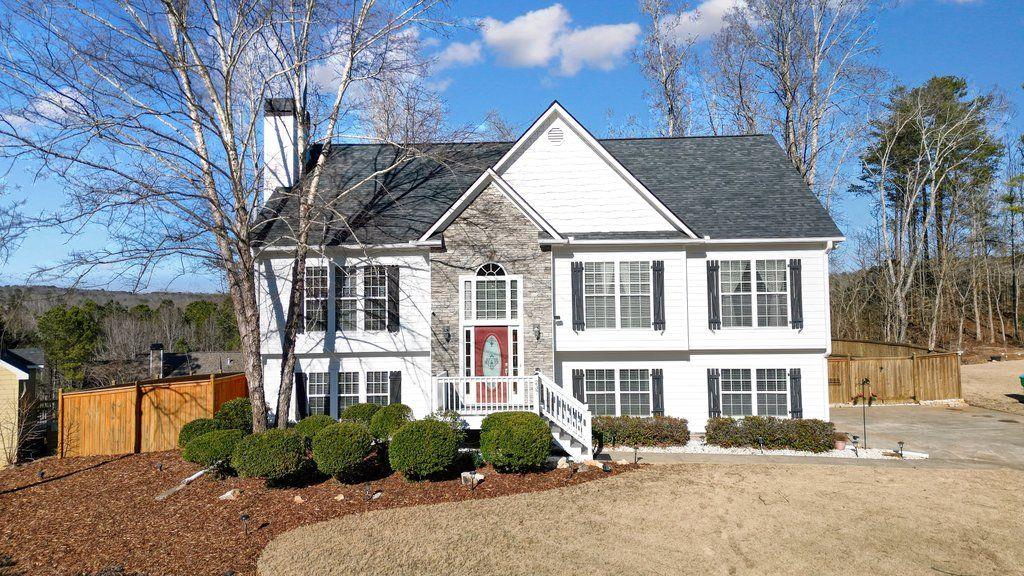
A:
607,440,928,460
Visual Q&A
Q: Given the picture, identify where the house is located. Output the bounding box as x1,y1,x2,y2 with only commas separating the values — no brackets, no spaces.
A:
256,101,843,458
147,343,242,379
0,348,44,465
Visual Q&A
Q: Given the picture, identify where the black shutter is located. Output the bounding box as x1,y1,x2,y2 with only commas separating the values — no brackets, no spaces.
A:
707,369,721,418
389,371,402,405
386,265,400,333
707,260,721,330
652,369,664,416
571,369,585,403
293,372,308,420
296,275,305,334
789,259,803,329
789,368,803,419
571,261,585,331
652,260,666,331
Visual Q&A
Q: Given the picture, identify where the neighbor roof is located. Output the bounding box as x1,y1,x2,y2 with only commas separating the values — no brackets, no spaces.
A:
255,134,841,247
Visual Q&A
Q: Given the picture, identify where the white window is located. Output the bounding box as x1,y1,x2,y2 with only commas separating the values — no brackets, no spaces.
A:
475,279,507,320
307,372,329,415
619,261,651,328
304,266,329,332
619,369,651,416
584,369,616,416
338,372,359,410
366,371,390,405
363,266,387,331
461,264,522,323
720,368,753,416
511,328,520,376
756,368,789,416
584,262,616,328
720,261,752,328
756,260,789,327
335,265,357,331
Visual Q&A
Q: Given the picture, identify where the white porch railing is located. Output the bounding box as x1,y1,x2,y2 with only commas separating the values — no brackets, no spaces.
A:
536,372,592,456
434,375,537,416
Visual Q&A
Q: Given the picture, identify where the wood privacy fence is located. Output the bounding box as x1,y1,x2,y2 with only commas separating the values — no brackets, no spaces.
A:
58,373,247,458
828,339,961,405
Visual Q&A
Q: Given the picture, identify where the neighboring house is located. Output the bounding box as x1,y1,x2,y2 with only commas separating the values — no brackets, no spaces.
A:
147,344,242,379
256,101,843,457
0,348,44,465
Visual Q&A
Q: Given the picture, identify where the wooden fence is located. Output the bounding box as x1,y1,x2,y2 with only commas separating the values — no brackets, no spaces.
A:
828,339,961,405
58,373,247,458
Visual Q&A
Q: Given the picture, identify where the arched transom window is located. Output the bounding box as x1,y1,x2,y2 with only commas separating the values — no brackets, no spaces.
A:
476,262,506,277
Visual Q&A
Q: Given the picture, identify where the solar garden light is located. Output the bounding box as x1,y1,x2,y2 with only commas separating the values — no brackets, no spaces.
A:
851,435,860,457
897,441,905,458
240,513,250,536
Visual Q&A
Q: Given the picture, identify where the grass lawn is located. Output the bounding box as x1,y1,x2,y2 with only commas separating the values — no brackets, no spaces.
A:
260,462,1024,576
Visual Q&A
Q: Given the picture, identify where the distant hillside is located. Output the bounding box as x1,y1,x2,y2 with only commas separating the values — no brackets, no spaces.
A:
0,284,228,308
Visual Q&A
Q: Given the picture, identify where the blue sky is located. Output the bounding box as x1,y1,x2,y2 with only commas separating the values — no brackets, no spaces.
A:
2,0,1022,292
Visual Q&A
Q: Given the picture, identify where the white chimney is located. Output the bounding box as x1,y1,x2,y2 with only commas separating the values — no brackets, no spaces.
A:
263,98,301,202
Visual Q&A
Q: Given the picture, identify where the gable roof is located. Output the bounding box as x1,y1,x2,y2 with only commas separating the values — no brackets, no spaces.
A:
0,349,34,380
255,133,842,248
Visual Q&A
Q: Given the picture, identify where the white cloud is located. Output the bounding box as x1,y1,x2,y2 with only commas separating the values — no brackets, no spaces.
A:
434,40,483,70
556,23,641,76
666,0,744,42
477,4,640,77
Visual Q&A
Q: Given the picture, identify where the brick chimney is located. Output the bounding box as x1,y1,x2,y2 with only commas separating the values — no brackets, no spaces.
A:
149,343,164,379
263,98,301,202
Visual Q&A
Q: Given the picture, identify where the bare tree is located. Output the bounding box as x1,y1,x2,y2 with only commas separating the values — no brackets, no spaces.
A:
0,183,24,264
636,0,694,137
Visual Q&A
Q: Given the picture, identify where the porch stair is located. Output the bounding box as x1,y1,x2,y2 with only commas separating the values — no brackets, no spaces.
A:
536,372,593,460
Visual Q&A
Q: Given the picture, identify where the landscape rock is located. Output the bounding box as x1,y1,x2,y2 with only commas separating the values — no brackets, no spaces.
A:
556,457,569,469
583,459,602,468
292,495,305,504
334,494,345,501
460,471,474,485
473,472,484,483
218,489,241,501
616,459,629,466
370,490,383,500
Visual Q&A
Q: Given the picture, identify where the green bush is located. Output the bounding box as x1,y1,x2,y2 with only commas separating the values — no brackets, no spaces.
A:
231,428,308,484
388,419,459,480
340,402,381,424
312,421,375,481
480,411,551,472
215,397,253,433
182,429,245,467
592,416,690,448
704,416,834,453
368,403,413,441
177,418,222,448
425,410,467,444
294,414,335,442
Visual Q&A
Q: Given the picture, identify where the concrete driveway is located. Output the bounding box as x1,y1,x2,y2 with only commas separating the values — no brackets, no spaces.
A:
830,404,1024,470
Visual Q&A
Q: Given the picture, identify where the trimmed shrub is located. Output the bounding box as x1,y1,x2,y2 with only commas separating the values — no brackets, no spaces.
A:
231,429,308,484
480,411,551,472
182,429,245,467
368,403,413,441
425,410,467,444
388,419,458,479
340,402,381,424
215,398,253,433
294,414,335,442
311,421,375,481
592,416,690,448
178,418,222,448
704,416,835,453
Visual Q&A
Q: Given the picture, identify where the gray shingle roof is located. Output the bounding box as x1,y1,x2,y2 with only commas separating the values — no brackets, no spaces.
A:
255,134,841,246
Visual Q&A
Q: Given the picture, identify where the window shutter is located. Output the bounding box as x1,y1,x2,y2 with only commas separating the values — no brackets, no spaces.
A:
386,265,400,333
389,371,402,405
789,259,803,329
293,372,308,420
789,368,803,419
652,260,666,331
706,260,721,330
707,369,721,418
571,261,585,331
571,369,585,403
296,275,305,335
652,369,664,416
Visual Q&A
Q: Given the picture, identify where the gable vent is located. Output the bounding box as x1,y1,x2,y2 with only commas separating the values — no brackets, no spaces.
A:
547,127,564,145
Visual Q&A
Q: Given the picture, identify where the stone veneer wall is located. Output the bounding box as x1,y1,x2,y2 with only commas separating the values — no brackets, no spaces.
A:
430,183,554,377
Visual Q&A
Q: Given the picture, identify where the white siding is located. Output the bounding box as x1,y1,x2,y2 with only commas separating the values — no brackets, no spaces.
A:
500,116,676,234
552,247,689,352
687,246,830,351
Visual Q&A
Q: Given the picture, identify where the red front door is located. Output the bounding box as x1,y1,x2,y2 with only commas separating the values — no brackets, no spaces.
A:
474,326,508,403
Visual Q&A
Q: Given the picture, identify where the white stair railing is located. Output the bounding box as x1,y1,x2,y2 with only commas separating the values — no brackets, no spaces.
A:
535,372,592,458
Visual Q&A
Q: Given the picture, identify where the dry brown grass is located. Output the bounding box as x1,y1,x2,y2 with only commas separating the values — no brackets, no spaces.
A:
962,360,1024,416
259,463,1024,576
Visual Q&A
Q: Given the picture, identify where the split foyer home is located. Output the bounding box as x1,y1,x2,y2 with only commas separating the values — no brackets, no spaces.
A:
256,101,843,458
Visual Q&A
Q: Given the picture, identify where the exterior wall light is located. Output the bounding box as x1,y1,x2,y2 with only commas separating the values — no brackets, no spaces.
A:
442,325,452,344
533,324,541,341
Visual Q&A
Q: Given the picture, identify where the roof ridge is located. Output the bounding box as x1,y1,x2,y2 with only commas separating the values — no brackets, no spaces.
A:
598,133,772,142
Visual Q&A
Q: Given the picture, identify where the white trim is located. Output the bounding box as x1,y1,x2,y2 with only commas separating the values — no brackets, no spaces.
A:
541,236,846,246
0,360,29,380
458,272,526,377
418,169,564,242
491,102,699,239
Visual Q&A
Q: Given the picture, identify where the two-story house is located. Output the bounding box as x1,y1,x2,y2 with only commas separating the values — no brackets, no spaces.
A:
256,101,843,458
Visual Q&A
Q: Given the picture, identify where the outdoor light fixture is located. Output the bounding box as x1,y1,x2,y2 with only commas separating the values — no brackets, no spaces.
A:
240,513,250,536
533,324,541,341
851,435,860,457
442,325,451,344
897,441,905,458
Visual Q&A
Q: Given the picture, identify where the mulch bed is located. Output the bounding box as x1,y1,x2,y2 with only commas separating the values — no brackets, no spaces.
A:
0,452,640,576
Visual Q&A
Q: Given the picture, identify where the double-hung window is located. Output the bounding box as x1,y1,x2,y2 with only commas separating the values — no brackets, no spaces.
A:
720,368,752,416
756,368,788,416
335,265,357,331
363,266,388,331
338,372,359,410
584,369,616,416
719,259,789,327
463,264,520,322
304,266,329,332
306,372,329,415
719,368,789,417
366,371,390,405
582,261,652,329
619,369,651,416
583,368,652,417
